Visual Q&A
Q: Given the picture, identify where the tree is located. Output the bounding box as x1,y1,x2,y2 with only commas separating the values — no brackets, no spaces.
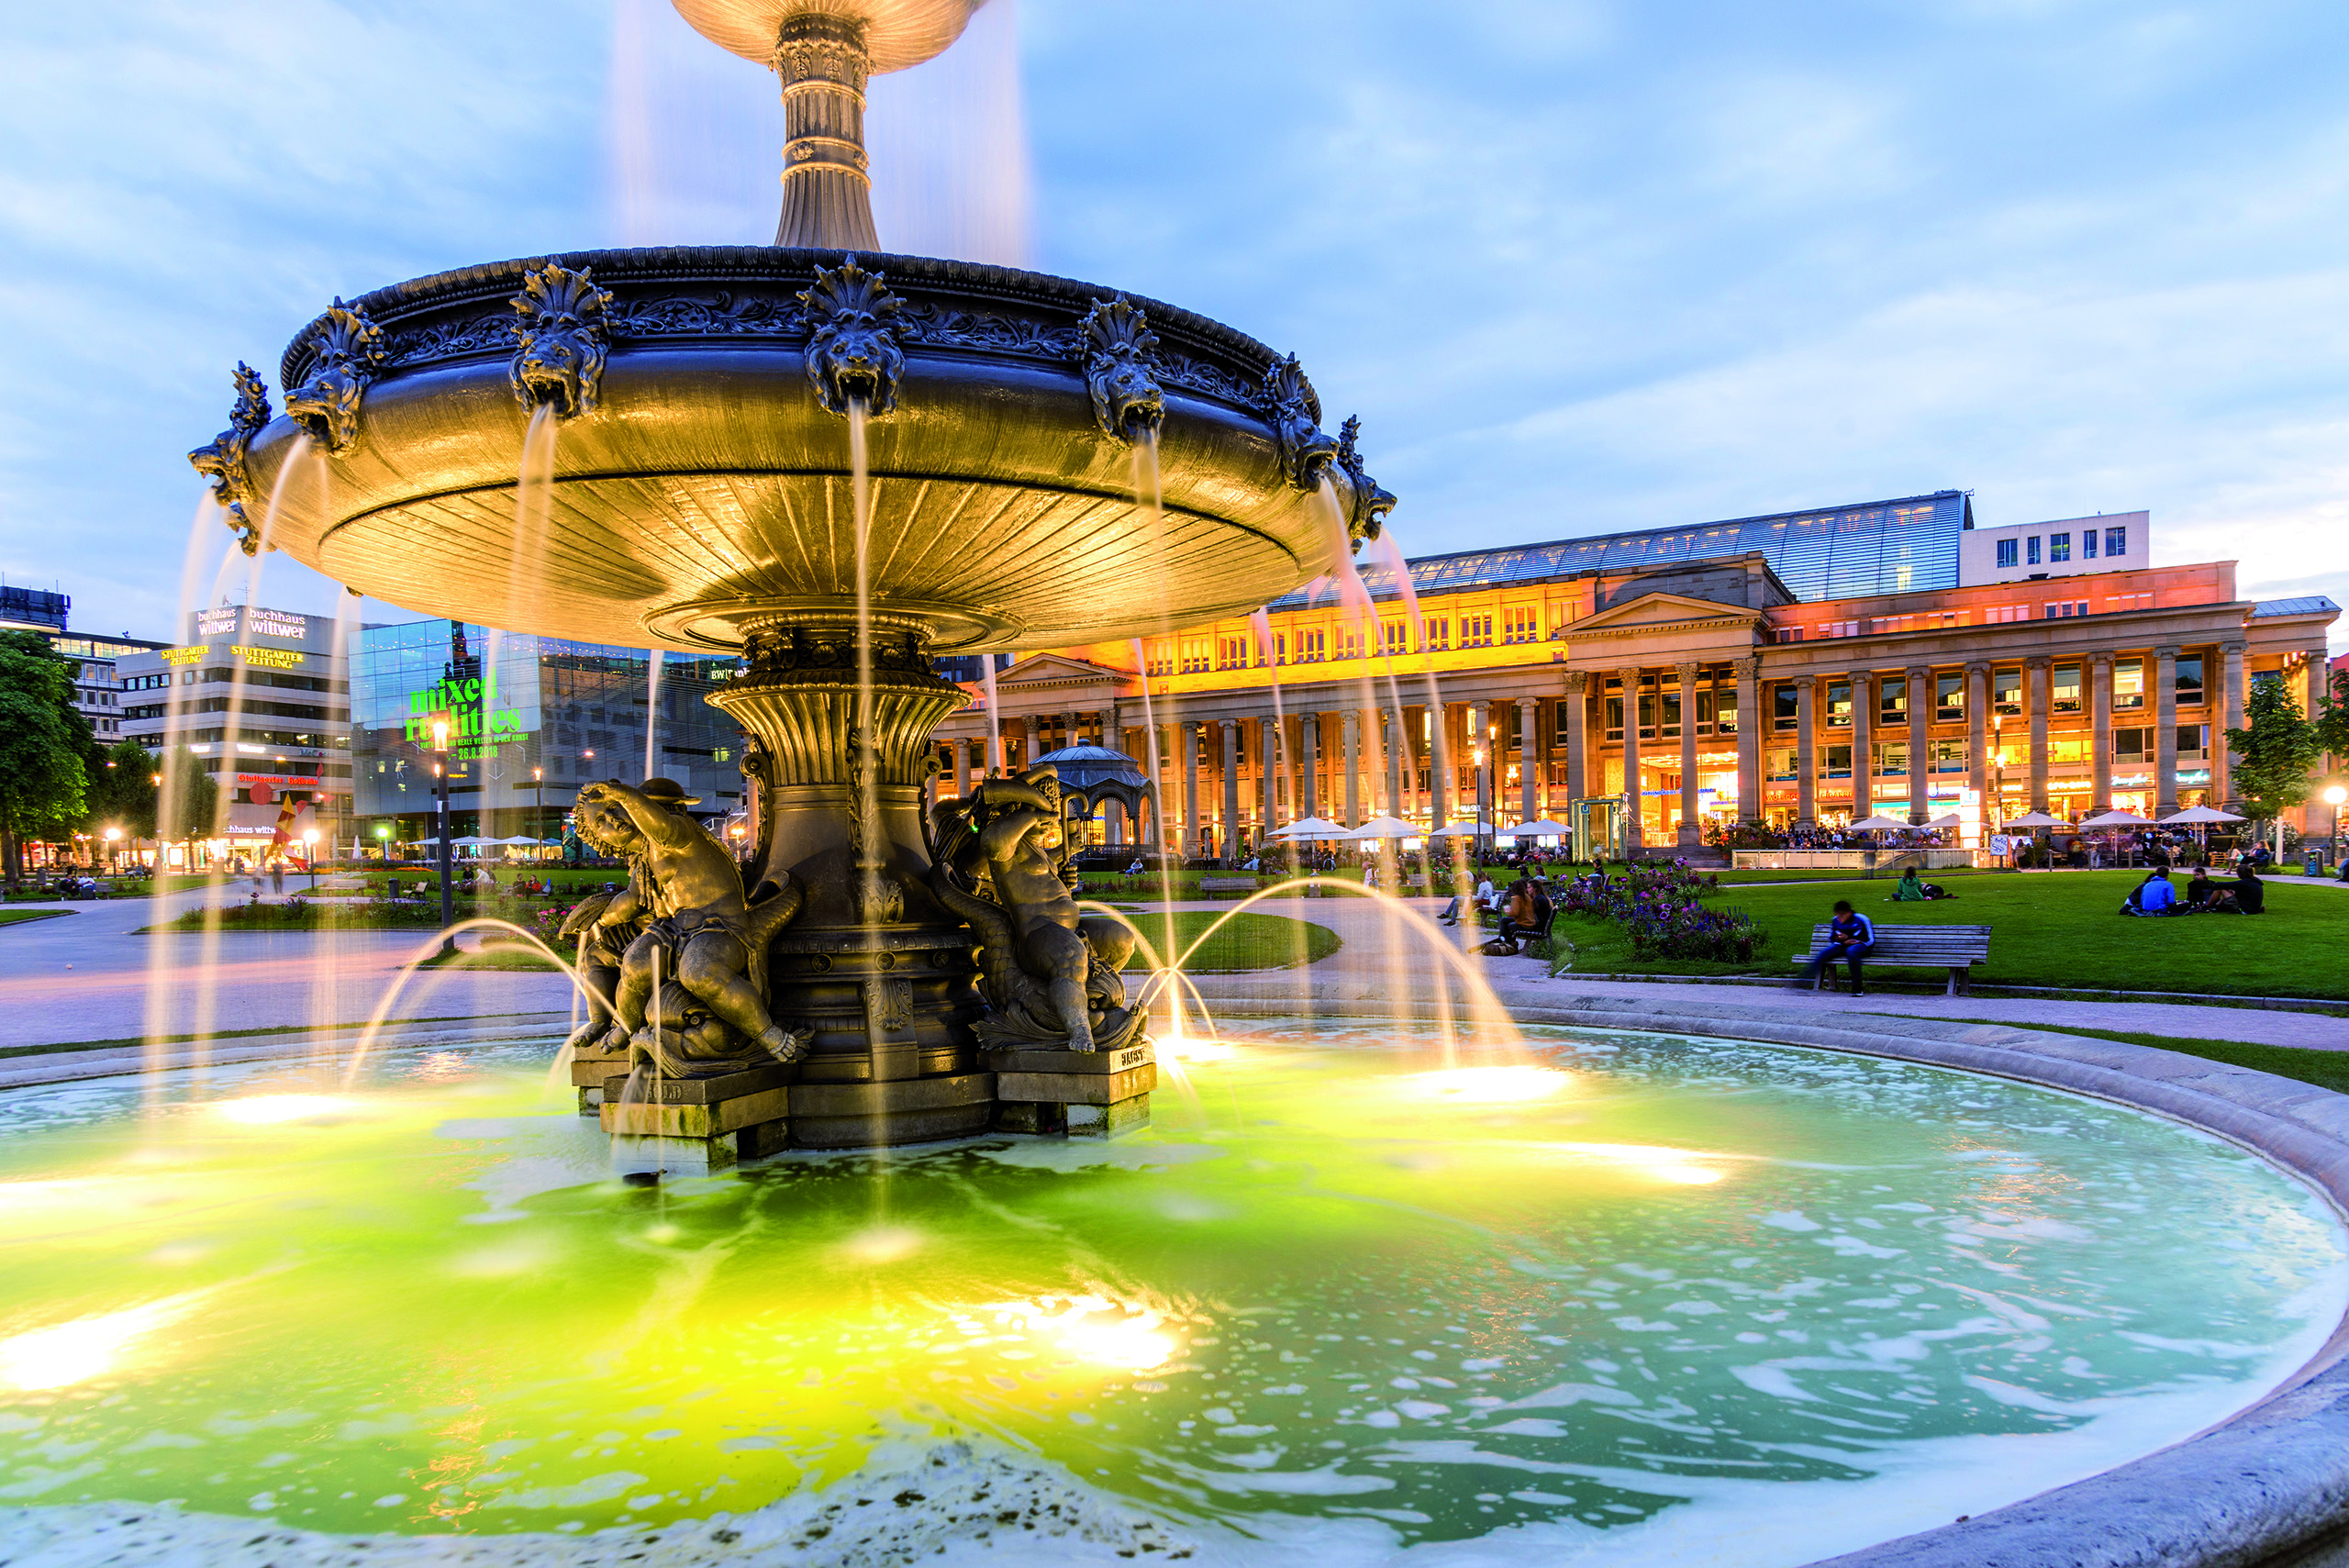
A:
158,746,222,871
2225,674,2323,822
84,739,161,841
0,631,90,884
2315,667,2349,770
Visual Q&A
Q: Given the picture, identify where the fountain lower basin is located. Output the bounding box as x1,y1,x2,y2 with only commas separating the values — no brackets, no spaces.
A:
0,1020,2339,1566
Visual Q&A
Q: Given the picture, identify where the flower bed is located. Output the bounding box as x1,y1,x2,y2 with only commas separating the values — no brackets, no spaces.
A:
1553,860,1766,962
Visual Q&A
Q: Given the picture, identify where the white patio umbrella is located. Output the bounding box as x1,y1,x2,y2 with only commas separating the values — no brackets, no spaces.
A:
2002,811,2066,828
1512,818,1575,839
2162,805,2245,825
2079,809,2154,828
1847,814,1912,833
1926,814,1963,829
1429,819,1486,837
1269,817,1351,840
495,834,542,845
1344,816,1418,840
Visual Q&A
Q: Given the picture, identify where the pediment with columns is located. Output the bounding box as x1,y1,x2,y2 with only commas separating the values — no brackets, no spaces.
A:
989,652,1135,706
1555,591,1766,663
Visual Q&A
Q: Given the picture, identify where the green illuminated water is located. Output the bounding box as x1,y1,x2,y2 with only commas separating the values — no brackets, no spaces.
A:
0,1023,2337,1565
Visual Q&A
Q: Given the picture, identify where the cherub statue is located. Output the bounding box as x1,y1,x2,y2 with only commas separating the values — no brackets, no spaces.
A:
554,810,649,1056
929,766,1141,1052
571,778,810,1077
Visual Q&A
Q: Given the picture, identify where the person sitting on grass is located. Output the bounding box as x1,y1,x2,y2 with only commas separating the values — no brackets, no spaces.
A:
1796,899,1874,995
2182,865,2219,911
1893,866,1928,901
2122,868,2178,917
2232,862,2267,915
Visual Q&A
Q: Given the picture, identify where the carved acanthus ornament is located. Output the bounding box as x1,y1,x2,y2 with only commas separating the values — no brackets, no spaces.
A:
186,363,273,557
508,262,615,419
1333,416,1397,546
1077,295,1164,444
798,258,907,416
1261,354,1339,492
284,298,387,455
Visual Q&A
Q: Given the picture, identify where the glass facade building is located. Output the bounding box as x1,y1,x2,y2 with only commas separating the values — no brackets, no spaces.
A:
351,619,746,842
1273,489,1970,610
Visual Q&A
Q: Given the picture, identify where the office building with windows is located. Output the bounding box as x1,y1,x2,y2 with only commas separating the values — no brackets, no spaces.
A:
0,585,168,741
348,619,747,849
922,490,2338,859
116,605,353,854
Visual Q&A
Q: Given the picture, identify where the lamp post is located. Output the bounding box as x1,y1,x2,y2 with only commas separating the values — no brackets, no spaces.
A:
532,765,545,854
102,826,120,878
2325,784,2345,872
431,718,455,945
301,828,320,891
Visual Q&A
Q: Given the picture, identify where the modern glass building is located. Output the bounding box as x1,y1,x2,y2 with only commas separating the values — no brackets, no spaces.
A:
1275,489,1971,609
350,619,747,847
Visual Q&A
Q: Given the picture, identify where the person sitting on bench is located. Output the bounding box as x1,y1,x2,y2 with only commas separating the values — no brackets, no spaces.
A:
1798,900,1874,995
1488,875,1552,955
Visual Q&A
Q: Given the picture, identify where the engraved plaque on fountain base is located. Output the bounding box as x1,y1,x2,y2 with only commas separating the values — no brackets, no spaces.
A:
985,1040,1154,1138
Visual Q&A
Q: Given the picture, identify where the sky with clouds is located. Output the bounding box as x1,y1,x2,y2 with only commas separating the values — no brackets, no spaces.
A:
4,0,2344,648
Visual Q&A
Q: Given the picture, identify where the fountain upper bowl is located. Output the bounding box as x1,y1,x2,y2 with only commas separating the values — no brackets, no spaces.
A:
236,246,1367,654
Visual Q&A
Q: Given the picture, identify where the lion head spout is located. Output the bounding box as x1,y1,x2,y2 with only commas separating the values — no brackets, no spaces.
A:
798,258,906,417
509,262,615,419
1079,295,1164,444
187,362,273,556
284,298,386,456
1335,416,1397,548
1262,353,1339,493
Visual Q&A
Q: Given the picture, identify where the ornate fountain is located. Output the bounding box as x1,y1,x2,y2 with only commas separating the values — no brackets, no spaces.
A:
188,0,1393,1165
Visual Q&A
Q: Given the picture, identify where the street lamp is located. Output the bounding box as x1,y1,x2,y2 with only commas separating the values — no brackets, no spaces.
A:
102,826,120,877
301,828,319,891
430,717,454,944
532,765,545,853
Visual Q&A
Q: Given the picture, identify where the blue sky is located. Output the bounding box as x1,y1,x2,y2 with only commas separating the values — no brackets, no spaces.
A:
4,0,2344,646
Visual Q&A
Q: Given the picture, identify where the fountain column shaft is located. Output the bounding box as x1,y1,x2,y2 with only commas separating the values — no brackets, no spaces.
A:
773,14,882,250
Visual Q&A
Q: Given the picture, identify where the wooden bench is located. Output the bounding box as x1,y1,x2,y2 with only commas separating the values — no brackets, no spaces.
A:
1791,923,1991,995
1198,876,1259,899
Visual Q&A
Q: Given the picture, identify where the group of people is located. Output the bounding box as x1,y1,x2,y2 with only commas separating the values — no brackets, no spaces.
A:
2121,862,2267,917
1434,872,1556,956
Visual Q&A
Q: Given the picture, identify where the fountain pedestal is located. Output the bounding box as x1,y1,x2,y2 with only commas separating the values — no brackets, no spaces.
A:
601,1065,796,1175
569,1045,633,1114
985,1040,1156,1137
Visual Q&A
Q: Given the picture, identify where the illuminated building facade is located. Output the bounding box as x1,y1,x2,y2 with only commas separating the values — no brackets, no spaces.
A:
925,492,2340,859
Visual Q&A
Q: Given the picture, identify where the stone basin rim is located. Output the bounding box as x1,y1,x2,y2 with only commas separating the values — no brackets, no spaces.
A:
1187,984,2349,1568
279,243,1301,398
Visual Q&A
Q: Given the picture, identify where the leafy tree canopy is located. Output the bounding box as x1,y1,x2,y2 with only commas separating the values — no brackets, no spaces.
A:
0,631,90,877
2226,674,2323,821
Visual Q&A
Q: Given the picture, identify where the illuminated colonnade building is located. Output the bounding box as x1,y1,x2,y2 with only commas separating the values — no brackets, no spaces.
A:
927,490,2339,859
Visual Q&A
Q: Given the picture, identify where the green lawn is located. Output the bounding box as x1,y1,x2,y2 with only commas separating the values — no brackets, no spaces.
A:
1554,871,2349,999
1097,909,1341,973
0,908,72,927
1914,1017,2349,1095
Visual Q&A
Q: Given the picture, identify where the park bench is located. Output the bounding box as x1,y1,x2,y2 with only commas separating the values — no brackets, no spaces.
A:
1198,876,1259,898
1792,923,1991,995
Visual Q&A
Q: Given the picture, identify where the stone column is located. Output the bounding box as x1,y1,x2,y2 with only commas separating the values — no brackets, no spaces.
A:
2308,646,2332,721
1675,662,1700,846
1564,672,1590,817
1381,707,1403,818
1620,668,1644,851
1906,664,1931,823
2155,645,2180,817
1794,673,1816,828
2088,652,2113,814
1106,698,1121,754
1431,704,1453,828
1061,709,1077,753
1518,696,1540,826
962,738,981,795
2217,640,2247,808
1301,713,1321,820
2027,657,2051,813
1469,699,1490,832
1341,708,1362,827
1181,721,1200,857
1966,662,1990,820
1260,716,1280,829
1732,657,1761,826
1849,668,1872,820
1220,718,1241,864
